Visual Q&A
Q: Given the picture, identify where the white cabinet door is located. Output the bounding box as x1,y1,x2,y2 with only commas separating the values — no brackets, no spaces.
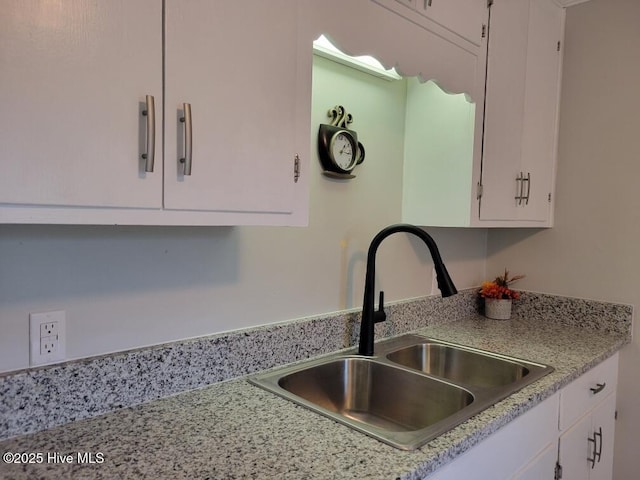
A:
0,0,163,211
590,394,616,480
519,0,564,221
558,412,593,480
415,0,488,45
163,0,299,215
559,393,616,480
428,392,559,479
479,0,563,224
512,442,557,480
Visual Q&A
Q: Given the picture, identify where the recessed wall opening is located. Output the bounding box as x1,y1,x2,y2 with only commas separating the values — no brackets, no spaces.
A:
311,34,476,226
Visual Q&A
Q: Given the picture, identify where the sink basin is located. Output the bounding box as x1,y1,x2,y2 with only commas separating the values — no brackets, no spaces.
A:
386,343,530,388
278,357,473,432
248,334,553,450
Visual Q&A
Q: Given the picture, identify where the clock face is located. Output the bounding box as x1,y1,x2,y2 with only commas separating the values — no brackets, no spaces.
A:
330,132,356,171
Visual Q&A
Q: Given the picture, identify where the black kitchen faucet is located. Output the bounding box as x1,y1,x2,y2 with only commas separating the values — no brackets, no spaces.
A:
358,224,458,356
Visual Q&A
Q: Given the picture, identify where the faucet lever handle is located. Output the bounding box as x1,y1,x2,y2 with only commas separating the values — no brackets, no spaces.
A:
375,290,387,324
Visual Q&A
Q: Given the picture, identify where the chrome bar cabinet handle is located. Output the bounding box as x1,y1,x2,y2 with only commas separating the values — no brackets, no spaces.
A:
523,172,531,205
595,427,603,463
141,95,155,173
588,433,597,469
515,172,524,205
180,103,193,176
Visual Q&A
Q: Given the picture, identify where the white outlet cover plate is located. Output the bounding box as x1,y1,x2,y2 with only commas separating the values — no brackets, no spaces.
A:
29,310,66,366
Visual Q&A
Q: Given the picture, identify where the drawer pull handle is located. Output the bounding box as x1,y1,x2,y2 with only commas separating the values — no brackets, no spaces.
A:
590,382,606,394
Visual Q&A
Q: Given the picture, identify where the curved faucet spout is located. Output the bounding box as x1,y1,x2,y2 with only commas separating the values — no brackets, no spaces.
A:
358,224,457,356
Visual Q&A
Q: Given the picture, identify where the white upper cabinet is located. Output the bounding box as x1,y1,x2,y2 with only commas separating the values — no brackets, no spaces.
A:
0,0,311,226
163,0,303,218
375,0,489,47
415,0,489,46
0,0,163,210
479,0,564,225
1,0,564,227
400,0,565,227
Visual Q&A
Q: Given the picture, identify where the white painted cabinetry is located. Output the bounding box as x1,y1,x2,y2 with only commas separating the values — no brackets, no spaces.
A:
0,0,163,210
479,0,565,225
557,354,618,480
376,0,488,46
163,0,304,218
398,0,565,227
0,0,311,226
428,392,560,480
426,354,619,480
0,0,564,227
512,443,558,480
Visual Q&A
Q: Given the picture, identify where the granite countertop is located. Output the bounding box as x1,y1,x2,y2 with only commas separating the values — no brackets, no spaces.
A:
0,314,629,480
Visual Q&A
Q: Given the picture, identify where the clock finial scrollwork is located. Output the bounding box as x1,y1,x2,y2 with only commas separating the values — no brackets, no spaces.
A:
328,105,353,128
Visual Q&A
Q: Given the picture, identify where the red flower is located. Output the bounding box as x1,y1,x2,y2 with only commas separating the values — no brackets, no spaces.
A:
478,270,524,299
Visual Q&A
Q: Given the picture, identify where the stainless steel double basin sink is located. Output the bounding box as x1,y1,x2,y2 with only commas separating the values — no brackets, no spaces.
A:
248,334,553,450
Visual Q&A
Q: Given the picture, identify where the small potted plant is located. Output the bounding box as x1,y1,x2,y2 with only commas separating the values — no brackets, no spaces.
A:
479,269,525,320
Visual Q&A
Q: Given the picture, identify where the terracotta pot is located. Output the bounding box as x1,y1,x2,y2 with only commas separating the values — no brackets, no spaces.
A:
484,298,512,320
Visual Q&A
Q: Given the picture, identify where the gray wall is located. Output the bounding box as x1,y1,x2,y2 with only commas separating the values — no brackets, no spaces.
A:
486,0,640,477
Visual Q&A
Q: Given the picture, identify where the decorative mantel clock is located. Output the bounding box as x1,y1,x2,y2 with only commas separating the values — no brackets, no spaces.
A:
317,105,365,179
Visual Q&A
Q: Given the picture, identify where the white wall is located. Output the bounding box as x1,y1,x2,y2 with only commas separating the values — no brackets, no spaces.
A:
0,55,488,373
485,0,640,477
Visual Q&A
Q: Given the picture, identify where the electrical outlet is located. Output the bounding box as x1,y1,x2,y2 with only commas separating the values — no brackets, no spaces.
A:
40,336,58,355
40,321,59,337
30,310,66,366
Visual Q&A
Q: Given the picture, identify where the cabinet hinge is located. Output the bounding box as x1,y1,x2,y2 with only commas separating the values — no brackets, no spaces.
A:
548,193,552,203
477,181,483,200
481,24,487,38
487,0,494,7
293,154,301,183
557,40,561,52
555,461,563,480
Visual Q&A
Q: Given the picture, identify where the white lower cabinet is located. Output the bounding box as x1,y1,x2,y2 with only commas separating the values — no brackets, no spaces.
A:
513,443,558,480
426,354,619,480
428,392,560,480
557,354,618,480
558,394,616,480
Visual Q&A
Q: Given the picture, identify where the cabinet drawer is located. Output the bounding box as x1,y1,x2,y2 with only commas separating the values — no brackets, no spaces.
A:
559,353,618,431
